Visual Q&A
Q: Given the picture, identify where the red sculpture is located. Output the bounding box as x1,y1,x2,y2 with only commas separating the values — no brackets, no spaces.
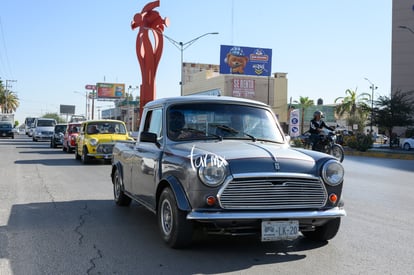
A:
131,0,169,118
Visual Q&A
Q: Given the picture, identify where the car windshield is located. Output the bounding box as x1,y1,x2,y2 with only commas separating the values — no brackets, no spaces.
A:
86,122,126,134
0,123,12,129
167,103,284,142
37,120,55,127
55,125,67,133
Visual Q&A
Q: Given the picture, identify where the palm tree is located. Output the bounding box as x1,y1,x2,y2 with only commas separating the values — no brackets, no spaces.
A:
294,96,314,133
334,88,370,116
334,88,370,132
0,89,20,113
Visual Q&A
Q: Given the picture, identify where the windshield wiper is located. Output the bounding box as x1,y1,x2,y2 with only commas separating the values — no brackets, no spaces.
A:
214,125,256,142
181,127,223,140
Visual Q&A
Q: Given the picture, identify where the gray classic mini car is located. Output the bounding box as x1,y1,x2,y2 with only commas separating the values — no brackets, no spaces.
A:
111,96,346,248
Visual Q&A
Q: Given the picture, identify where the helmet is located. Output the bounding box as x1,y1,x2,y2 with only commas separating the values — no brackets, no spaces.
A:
314,110,324,118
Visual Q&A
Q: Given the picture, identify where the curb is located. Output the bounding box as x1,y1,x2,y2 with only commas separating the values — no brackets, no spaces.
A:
344,150,414,160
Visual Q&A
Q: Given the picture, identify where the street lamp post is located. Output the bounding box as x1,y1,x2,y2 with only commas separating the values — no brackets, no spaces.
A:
161,32,219,95
364,77,378,135
128,85,139,131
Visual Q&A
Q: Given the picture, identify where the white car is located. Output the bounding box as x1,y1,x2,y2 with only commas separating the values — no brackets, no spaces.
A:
401,137,414,150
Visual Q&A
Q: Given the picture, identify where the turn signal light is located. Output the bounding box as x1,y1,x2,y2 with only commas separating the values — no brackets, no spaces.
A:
206,196,216,206
329,193,338,204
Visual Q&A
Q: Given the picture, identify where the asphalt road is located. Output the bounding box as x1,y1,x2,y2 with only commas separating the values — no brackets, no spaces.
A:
1,135,413,275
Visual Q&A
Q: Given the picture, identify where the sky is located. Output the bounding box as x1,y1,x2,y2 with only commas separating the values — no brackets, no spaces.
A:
0,0,392,125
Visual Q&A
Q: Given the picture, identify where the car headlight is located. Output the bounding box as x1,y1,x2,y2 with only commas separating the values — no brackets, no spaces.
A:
197,158,228,187
322,160,344,186
89,138,98,146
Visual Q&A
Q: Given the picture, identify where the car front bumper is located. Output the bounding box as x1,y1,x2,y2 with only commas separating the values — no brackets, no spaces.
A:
186,207,346,220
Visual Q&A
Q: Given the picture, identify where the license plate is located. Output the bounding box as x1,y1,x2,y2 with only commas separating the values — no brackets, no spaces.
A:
261,220,299,241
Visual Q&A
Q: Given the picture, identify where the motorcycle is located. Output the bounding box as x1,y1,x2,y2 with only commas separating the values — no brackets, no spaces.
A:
312,129,345,162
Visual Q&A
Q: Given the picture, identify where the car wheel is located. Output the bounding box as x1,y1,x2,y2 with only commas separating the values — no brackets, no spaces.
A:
158,188,193,248
62,143,67,152
113,169,131,206
81,147,90,164
302,217,341,241
403,143,411,151
331,144,344,162
75,146,81,160
67,146,73,153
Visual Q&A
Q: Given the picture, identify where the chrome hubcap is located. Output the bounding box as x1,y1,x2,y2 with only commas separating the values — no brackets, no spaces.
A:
161,200,173,236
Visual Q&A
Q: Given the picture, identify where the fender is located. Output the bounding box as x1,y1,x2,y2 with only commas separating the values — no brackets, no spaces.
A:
111,162,124,186
161,175,191,211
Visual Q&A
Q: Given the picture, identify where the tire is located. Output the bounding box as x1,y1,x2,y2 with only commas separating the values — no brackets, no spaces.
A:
158,188,193,248
403,143,411,151
75,146,81,160
331,144,344,162
113,169,132,206
81,147,90,164
62,143,67,152
302,217,341,241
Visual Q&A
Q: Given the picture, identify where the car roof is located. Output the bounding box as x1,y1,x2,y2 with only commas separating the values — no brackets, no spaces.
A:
81,119,124,125
144,95,270,109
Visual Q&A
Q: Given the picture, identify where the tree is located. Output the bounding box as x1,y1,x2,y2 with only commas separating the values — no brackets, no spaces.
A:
373,91,414,146
0,80,20,113
294,96,314,134
334,88,371,133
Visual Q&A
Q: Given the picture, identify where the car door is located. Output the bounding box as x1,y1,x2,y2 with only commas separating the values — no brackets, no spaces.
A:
131,108,163,210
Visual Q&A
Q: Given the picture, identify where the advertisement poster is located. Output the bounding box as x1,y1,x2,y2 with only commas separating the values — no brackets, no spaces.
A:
220,45,272,77
232,78,255,98
96,83,125,99
289,109,300,137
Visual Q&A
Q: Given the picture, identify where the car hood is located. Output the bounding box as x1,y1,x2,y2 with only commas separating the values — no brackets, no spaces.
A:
91,134,131,142
170,140,319,174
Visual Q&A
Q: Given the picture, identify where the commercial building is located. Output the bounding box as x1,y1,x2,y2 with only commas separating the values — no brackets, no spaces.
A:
392,1,414,97
181,62,289,128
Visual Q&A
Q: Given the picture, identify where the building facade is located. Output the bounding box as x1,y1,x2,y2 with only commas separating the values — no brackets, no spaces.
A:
181,62,289,126
392,1,414,96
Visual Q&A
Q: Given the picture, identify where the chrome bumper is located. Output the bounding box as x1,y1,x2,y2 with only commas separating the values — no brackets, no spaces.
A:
187,207,346,220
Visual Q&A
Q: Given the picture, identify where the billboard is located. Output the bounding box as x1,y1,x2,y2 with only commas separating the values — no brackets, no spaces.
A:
60,104,75,115
96,83,125,99
220,45,272,76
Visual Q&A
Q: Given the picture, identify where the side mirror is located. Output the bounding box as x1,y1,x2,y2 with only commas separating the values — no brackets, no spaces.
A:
140,132,157,143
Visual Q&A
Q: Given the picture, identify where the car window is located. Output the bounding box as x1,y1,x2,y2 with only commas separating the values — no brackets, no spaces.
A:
143,108,163,142
87,122,127,134
37,120,56,127
0,123,12,129
167,103,284,142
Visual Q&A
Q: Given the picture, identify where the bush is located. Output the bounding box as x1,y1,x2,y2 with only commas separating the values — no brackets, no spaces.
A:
345,133,373,152
291,138,304,148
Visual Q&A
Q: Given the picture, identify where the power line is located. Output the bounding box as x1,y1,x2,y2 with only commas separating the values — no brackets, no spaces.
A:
0,17,14,79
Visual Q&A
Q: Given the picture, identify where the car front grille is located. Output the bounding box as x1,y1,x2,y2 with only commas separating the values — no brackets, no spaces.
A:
96,143,115,154
218,175,327,210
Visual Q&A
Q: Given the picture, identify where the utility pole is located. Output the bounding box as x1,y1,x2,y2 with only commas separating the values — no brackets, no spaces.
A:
4,79,17,113
364,78,377,135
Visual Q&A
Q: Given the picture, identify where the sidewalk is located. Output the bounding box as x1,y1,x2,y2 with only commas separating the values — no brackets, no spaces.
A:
344,144,414,160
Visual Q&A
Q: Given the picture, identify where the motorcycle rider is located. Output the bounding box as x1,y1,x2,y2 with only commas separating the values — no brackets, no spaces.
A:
309,110,334,150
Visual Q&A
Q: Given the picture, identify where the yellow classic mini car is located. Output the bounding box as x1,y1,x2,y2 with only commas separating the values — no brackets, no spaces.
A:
75,120,133,164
